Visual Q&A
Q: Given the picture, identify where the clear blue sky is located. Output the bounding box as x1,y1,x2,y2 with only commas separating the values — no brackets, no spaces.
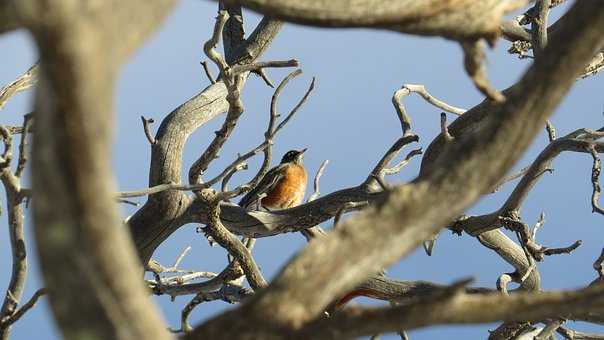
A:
0,1,602,339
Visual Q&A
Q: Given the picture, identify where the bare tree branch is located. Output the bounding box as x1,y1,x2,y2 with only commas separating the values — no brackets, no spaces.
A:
199,190,267,290
461,39,505,102
140,116,156,145
307,160,329,202
0,289,46,331
531,0,552,59
222,0,526,40
299,282,604,340
200,60,217,84
0,64,38,111
588,145,604,216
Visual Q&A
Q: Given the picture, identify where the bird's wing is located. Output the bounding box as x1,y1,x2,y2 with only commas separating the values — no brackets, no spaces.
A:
238,164,286,210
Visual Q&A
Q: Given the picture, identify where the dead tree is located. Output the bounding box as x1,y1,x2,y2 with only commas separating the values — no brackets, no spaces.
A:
0,0,603,339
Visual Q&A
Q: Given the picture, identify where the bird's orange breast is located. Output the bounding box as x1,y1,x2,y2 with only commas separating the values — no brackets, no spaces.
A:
261,164,307,209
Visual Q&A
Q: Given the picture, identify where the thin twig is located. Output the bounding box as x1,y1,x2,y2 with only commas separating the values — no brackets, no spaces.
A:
398,84,466,115
392,88,413,136
588,145,604,216
503,216,582,262
461,40,505,102
157,272,217,286
440,112,453,142
532,212,546,240
382,148,423,176
301,160,329,240
307,160,329,202
270,69,303,135
273,77,315,134
0,289,46,329
546,120,556,142
221,162,248,192
15,114,32,178
117,199,140,206
229,59,299,76
491,166,538,193
172,246,191,269
118,182,209,198
256,68,274,88
200,60,216,84
542,240,582,256
246,69,305,191
140,116,156,145
367,134,419,185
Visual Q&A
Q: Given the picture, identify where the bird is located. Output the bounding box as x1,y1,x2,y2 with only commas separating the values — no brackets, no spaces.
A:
239,149,308,211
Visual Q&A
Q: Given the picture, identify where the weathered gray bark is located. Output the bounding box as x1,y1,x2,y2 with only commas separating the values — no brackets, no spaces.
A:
222,0,526,40
16,1,176,339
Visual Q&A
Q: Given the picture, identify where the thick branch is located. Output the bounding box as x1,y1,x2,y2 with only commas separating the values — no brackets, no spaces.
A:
25,1,177,339
223,0,525,40
531,0,552,59
302,283,604,339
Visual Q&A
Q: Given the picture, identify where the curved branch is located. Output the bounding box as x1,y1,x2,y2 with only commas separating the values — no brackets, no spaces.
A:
223,0,525,40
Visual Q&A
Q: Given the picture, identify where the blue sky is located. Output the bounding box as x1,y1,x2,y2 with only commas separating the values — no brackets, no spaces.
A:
0,1,603,339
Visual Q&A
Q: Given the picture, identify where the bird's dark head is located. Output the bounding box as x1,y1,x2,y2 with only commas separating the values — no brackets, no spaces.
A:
281,148,307,164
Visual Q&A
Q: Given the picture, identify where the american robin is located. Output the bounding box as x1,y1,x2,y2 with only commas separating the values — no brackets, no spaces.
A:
239,149,308,210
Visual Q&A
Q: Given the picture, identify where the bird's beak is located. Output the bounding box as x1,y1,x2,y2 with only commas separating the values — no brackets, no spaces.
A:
299,148,308,154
